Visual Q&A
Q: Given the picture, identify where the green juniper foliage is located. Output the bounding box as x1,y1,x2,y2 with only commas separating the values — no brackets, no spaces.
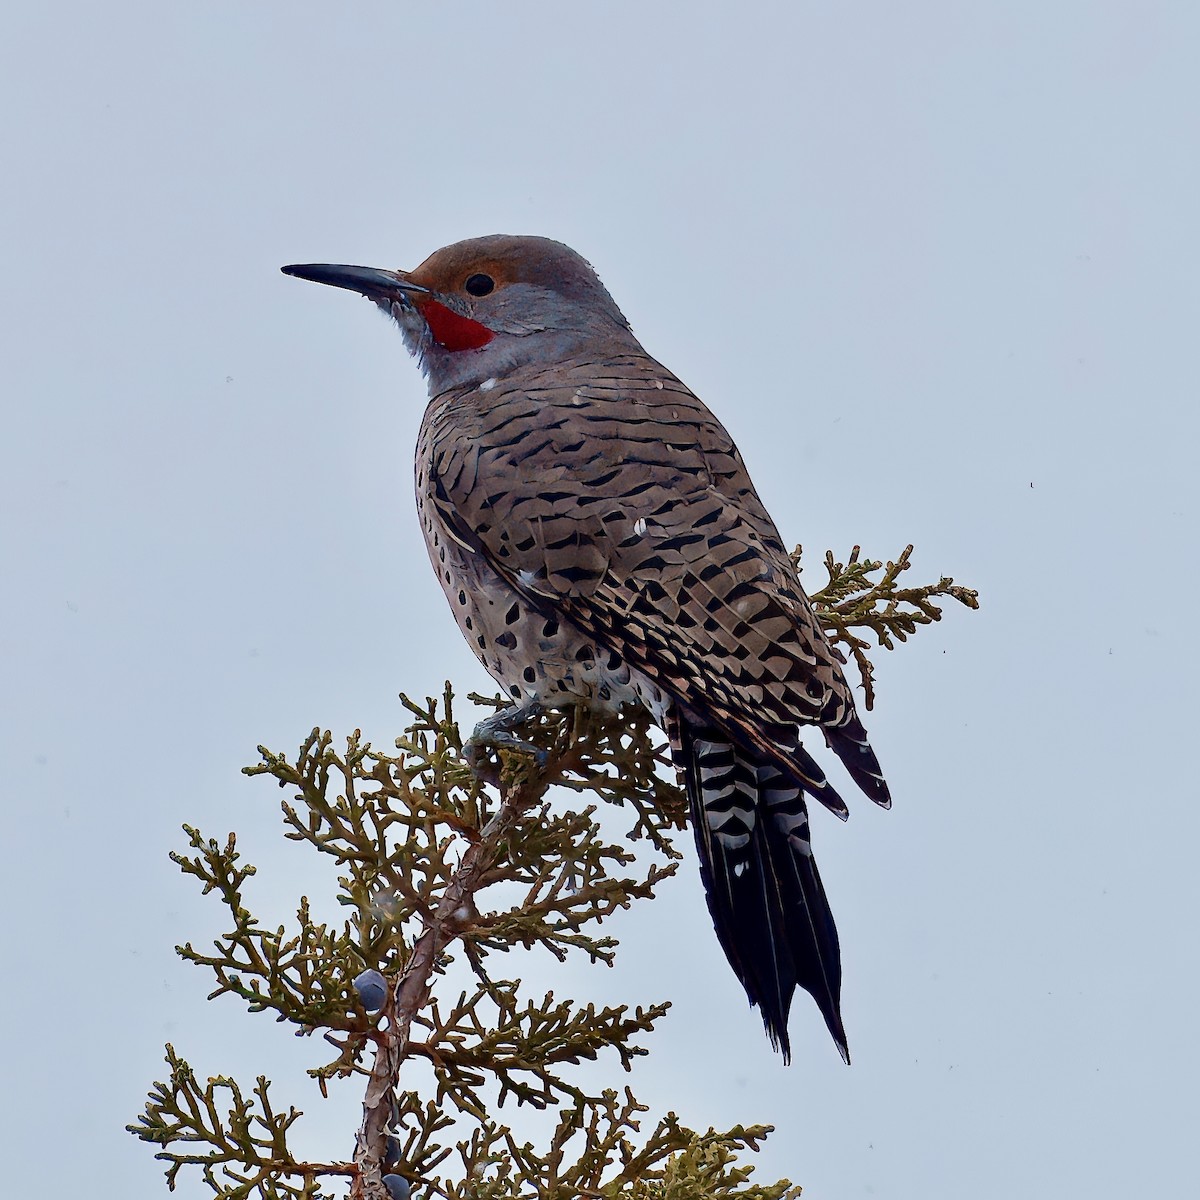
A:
130,546,977,1200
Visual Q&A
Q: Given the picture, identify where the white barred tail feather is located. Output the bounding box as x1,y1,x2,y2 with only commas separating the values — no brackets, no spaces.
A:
671,713,849,1062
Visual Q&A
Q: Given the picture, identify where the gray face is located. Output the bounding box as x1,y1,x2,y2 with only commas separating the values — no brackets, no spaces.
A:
400,238,641,393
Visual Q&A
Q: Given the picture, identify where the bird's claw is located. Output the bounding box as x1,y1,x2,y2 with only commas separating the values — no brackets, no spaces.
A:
463,703,548,782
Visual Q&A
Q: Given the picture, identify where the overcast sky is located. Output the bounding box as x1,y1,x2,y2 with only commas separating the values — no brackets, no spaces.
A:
3,3,1198,1198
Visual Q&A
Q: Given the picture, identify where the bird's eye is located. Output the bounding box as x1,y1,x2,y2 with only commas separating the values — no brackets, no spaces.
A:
464,273,495,297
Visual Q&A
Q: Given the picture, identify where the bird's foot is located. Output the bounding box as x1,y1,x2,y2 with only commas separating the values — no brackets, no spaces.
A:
464,702,548,784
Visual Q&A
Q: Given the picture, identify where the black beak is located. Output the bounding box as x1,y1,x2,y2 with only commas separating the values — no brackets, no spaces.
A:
280,263,429,303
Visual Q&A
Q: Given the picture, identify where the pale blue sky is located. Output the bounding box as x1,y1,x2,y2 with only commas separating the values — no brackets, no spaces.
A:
2,3,1197,1197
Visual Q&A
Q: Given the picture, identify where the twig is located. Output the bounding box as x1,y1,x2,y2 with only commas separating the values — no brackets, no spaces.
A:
352,764,547,1198
802,543,979,708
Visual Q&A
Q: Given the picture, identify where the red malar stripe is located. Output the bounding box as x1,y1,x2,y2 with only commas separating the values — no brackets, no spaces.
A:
417,299,495,351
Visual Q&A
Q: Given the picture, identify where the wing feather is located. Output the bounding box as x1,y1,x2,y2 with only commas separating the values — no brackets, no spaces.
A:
420,356,889,808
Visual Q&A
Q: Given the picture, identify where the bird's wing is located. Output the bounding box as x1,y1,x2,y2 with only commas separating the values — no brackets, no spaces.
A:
422,355,889,809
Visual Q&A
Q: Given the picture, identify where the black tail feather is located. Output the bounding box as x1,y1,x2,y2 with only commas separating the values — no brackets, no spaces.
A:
673,716,849,1063
825,712,892,809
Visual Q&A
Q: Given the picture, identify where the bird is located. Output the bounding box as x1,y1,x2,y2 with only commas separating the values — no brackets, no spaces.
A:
282,235,891,1063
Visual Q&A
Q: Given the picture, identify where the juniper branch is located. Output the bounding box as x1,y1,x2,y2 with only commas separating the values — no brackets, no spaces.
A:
130,543,977,1198
800,542,980,708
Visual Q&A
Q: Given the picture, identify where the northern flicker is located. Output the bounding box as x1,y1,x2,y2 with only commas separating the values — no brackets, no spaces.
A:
282,236,891,1062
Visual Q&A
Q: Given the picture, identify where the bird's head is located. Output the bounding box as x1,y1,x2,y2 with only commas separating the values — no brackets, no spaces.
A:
283,234,635,392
